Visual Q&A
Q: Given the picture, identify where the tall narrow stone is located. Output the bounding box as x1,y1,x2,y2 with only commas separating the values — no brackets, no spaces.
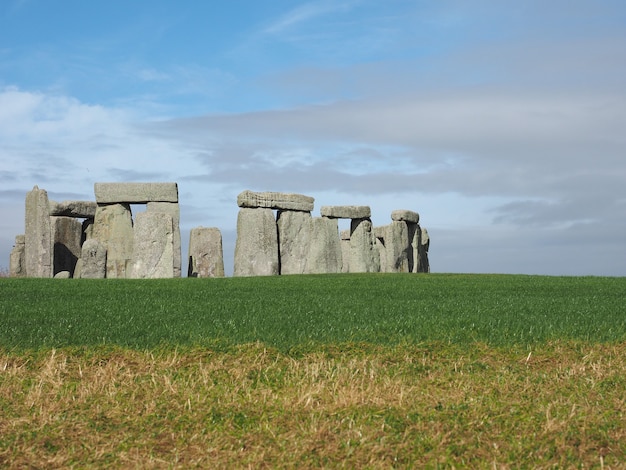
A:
349,218,380,273
188,227,225,278
374,226,387,273
234,208,279,277
340,229,351,273
25,186,52,277
51,216,83,277
147,202,181,277
415,227,430,273
9,235,26,278
384,221,410,273
277,210,312,275
128,212,174,279
92,203,134,278
305,217,342,274
78,239,107,279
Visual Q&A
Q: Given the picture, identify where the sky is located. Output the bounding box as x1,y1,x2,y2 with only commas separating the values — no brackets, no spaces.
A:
1,0,625,276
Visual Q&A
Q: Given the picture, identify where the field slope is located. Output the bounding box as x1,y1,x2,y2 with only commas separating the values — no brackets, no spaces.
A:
1,274,625,468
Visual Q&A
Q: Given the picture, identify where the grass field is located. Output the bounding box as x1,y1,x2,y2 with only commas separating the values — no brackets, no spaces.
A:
1,274,626,467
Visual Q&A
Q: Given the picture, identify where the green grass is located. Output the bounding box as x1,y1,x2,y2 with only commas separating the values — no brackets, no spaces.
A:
2,273,625,350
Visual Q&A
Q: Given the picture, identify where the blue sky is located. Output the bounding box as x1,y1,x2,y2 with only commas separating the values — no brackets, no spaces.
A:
1,0,626,275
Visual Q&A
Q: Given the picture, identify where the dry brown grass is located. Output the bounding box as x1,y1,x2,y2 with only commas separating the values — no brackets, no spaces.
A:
1,342,625,468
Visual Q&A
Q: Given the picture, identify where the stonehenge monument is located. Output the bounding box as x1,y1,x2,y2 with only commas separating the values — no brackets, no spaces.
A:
9,185,430,278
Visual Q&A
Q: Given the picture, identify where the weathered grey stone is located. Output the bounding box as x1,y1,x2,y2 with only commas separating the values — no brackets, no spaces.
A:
78,239,107,279
25,186,52,277
320,205,371,219
407,222,418,273
94,182,178,203
237,190,314,212
54,271,71,279
415,227,430,273
349,218,380,273
82,218,94,242
305,217,342,274
375,235,387,273
391,209,419,224
147,202,181,278
277,210,312,275
188,227,225,278
384,221,410,273
234,208,279,276
9,235,26,278
92,203,134,278
128,212,174,279
49,200,97,218
340,231,350,273
51,216,82,277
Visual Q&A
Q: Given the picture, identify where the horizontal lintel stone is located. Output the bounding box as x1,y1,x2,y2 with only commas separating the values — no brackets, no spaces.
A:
49,200,97,218
320,205,371,219
237,190,314,211
391,209,419,223
94,182,178,203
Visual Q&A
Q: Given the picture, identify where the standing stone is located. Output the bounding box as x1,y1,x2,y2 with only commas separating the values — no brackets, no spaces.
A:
384,221,410,273
51,216,83,277
128,212,174,279
374,226,387,273
407,222,418,273
305,217,342,274
9,235,26,278
415,227,430,273
78,239,107,279
349,218,380,273
188,227,225,278
92,203,134,278
147,202,182,277
234,208,279,277
277,210,312,275
25,186,52,277
340,229,351,273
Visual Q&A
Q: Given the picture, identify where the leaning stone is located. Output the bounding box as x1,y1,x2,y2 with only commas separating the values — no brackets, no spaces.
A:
147,202,181,277
92,203,134,278
237,190,314,212
391,209,419,224
188,227,225,278
234,208,279,277
54,271,71,279
277,210,312,275
349,218,380,273
128,212,174,279
9,235,26,277
305,217,342,274
51,216,83,277
79,239,107,278
94,182,178,203
49,200,97,218
25,186,52,277
384,221,410,273
320,205,371,219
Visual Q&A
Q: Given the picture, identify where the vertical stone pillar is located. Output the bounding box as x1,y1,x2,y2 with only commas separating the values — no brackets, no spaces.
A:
77,239,107,279
349,218,380,273
277,210,312,275
374,226,387,273
415,227,430,273
147,201,181,278
234,208,279,276
51,216,83,277
9,235,26,278
340,229,351,273
188,227,225,278
128,212,174,279
305,217,342,274
384,221,410,273
92,203,134,278
25,186,53,277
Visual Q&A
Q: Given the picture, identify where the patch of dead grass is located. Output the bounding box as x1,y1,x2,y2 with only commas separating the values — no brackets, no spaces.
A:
1,341,625,468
